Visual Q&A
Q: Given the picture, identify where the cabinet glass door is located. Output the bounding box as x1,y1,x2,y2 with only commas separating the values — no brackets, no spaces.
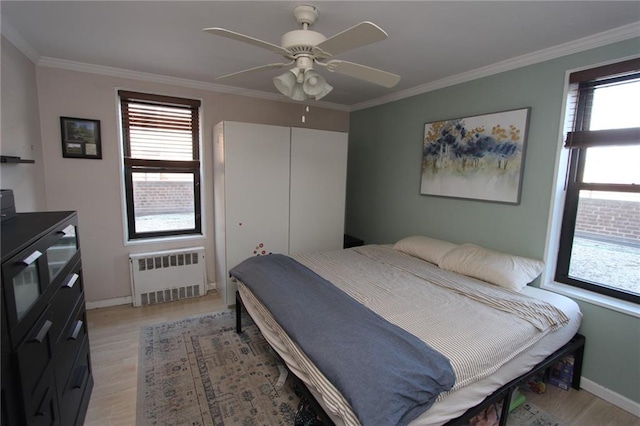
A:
46,224,78,280
12,252,43,321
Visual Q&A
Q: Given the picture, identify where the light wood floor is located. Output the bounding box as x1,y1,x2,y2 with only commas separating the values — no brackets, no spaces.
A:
526,386,640,426
84,291,226,426
83,292,639,426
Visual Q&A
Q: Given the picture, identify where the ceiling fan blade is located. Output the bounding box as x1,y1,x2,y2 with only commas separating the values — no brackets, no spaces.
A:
324,60,400,88
217,62,293,81
314,22,388,57
203,27,289,55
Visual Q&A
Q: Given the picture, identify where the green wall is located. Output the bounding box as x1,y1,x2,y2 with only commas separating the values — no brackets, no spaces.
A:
346,38,640,403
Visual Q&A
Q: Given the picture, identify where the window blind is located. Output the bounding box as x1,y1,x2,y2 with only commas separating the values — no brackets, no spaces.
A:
564,58,640,149
568,57,640,84
119,90,201,161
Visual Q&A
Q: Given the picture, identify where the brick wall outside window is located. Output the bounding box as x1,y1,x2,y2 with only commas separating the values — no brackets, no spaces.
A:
133,181,194,215
576,197,639,245
132,184,638,245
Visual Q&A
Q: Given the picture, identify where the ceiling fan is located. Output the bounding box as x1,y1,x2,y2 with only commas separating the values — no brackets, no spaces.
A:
203,5,401,101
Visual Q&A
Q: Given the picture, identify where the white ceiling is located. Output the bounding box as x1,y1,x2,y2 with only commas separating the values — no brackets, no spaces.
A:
2,1,639,110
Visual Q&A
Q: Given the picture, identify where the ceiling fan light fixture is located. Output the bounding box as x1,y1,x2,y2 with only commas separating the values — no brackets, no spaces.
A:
275,67,332,101
293,67,305,83
290,83,307,101
313,81,333,101
302,70,328,97
273,70,298,97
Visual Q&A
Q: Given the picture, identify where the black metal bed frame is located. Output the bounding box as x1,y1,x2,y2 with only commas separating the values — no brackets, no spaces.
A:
235,290,585,426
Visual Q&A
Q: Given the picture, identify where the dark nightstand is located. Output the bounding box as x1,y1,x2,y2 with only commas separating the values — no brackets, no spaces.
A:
343,234,364,248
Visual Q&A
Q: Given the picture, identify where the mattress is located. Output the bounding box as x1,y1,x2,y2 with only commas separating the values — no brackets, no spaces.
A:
236,246,582,425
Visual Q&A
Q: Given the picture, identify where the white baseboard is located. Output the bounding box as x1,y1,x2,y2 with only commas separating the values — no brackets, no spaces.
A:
581,377,640,417
86,288,217,310
86,296,132,310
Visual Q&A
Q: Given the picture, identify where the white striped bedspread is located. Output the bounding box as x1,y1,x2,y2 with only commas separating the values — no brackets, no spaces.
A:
292,245,569,398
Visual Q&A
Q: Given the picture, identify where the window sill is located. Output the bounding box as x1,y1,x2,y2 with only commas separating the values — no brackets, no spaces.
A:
125,233,205,246
542,281,640,319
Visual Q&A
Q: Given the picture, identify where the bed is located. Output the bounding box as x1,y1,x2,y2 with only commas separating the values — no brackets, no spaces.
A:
229,237,584,426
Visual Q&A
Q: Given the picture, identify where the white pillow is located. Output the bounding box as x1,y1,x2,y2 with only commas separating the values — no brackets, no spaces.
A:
393,236,459,265
438,243,545,291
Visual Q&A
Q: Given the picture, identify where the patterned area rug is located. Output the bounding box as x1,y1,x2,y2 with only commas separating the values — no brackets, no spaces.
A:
508,402,567,426
137,309,300,425
468,401,567,426
137,309,565,426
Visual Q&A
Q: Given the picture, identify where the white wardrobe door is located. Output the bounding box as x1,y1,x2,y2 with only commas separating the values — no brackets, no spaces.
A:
224,122,291,303
289,128,348,254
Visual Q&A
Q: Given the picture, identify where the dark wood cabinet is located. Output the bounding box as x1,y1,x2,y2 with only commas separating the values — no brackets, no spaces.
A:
1,212,93,426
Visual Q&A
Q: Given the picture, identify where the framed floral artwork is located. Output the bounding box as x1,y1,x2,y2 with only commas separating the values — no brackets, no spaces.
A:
421,108,531,204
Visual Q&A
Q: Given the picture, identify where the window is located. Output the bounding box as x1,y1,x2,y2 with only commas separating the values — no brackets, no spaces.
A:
556,58,640,304
119,91,202,240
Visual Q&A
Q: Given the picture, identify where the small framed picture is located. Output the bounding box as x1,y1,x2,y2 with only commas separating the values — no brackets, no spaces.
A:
60,117,102,159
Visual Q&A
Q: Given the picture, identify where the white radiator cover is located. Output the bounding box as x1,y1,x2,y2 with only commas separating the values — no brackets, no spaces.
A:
129,247,206,307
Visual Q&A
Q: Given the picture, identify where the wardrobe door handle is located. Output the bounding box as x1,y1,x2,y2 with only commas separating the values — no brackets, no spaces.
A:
32,320,53,343
68,320,83,340
22,250,42,265
35,387,51,416
63,273,79,289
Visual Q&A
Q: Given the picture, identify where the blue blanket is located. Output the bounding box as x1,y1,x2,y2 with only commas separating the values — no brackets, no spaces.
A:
230,254,455,426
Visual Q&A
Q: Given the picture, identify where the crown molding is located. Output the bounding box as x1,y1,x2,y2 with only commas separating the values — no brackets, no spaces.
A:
350,22,640,112
1,17,40,64
36,56,350,112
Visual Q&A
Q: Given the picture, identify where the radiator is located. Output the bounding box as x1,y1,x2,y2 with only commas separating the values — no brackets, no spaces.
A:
129,247,206,307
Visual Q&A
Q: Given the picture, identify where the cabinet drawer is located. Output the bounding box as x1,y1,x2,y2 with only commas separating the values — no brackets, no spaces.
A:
59,337,92,426
3,246,52,345
48,266,83,347
45,223,79,285
54,305,87,400
24,366,60,426
16,311,56,396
